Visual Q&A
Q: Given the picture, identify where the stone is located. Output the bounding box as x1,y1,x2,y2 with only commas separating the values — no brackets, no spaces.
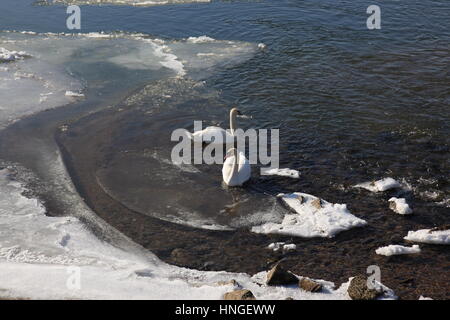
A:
299,278,322,293
310,198,322,209
347,275,382,300
223,289,256,300
170,248,192,266
429,224,450,232
266,264,298,286
216,279,239,287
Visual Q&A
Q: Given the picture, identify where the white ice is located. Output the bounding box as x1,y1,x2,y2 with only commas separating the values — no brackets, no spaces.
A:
267,242,296,252
261,168,300,179
354,177,401,192
252,192,367,238
0,47,30,62
404,228,450,245
375,244,421,256
51,0,211,6
0,167,366,300
0,31,258,130
388,197,413,215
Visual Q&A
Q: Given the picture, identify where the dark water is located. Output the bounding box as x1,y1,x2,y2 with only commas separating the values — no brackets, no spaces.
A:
0,0,449,299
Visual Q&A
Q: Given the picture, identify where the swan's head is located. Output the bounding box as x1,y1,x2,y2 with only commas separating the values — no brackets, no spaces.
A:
230,107,243,116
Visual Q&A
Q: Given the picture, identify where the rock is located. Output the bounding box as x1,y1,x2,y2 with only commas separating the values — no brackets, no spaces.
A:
310,198,322,209
266,263,298,286
429,224,450,232
216,279,240,287
223,289,256,300
285,297,294,300
170,248,193,266
347,275,382,300
299,278,322,293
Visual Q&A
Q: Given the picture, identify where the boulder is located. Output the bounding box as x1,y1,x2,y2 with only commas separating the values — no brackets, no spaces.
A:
223,289,256,300
216,279,240,287
170,248,193,266
310,198,322,209
266,264,298,286
429,224,450,232
299,278,322,293
347,275,381,300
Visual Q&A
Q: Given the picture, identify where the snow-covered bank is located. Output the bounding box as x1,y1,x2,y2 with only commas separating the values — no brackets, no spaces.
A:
388,197,413,215
354,177,401,192
404,228,450,245
0,168,356,300
375,245,421,256
251,193,367,238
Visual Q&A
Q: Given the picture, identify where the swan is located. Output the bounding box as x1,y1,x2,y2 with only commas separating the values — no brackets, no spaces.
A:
189,108,242,145
222,148,251,186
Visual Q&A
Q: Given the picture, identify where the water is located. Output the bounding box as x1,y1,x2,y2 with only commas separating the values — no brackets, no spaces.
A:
0,0,449,299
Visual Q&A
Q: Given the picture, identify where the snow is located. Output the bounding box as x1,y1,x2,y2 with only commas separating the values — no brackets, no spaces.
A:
65,90,85,98
0,31,257,130
261,168,300,179
355,177,401,192
251,193,367,238
375,245,421,256
419,296,433,300
267,242,296,252
388,197,413,215
404,228,450,245
0,167,364,300
0,47,30,62
187,36,216,44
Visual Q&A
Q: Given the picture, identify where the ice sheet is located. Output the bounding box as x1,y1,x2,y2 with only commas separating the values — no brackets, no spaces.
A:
252,192,367,238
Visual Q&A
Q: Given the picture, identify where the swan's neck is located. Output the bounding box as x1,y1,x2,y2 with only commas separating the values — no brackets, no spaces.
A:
226,149,239,184
230,110,237,136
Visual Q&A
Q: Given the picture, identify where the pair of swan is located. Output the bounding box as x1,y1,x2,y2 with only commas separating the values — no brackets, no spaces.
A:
189,108,251,187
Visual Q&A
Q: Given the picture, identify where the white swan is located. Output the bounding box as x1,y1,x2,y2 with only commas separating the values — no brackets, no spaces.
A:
222,148,251,186
189,108,242,145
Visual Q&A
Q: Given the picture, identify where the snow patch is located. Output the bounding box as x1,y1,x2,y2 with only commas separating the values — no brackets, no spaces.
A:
388,197,413,215
354,177,401,192
404,229,450,245
267,242,296,252
0,47,30,62
261,168,300,179
251,192,367,238
375,244,421,256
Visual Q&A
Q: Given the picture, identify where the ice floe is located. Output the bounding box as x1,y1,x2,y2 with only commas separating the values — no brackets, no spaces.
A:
354,177,401,192
65,90,85,98
261,168,300,179
388,197,413,215
375,245,421,256
404,228,450,245
251,193,367,238
0,31,258,130
267,242,296,252
0,47,30,62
